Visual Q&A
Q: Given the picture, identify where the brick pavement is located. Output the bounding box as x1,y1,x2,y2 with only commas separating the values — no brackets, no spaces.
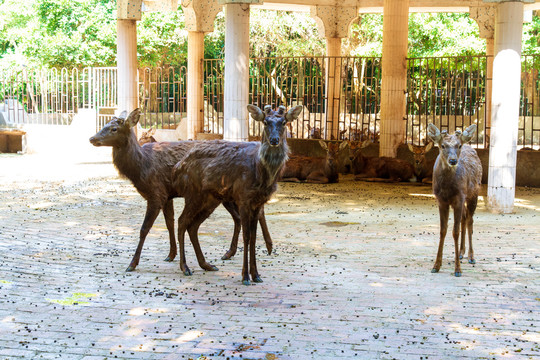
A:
0,152,539,359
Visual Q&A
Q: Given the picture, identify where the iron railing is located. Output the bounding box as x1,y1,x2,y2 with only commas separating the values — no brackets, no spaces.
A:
406,56,489,147
1,55,539,148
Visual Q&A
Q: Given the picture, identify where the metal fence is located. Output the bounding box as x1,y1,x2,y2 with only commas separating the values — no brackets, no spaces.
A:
1,55,539,148
0,68,91,126
406,56,489,147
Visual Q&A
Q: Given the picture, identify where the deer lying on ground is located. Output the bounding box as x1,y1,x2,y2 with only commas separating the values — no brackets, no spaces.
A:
280,140,347,183
138,127,156,145
89,109,272,271
349,140,416,182
407,142,435,184
172,104,302,285
427,123,482,277
307,124,321,139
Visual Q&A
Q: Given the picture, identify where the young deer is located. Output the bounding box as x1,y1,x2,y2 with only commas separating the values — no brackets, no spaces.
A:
280,140,347,183
172,104,303,285
89,109,272,271
407,142,434,183
427,123,482,277
349,140,415,182
138,127,156,145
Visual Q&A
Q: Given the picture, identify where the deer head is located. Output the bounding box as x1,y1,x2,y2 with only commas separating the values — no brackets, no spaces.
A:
427,123,477,169
90,109,141,147
248,104,302,147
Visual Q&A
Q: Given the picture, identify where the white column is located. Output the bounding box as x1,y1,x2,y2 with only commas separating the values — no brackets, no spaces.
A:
223,3,250,142
485,38,494,142
325,37,342,140
487,2,524,214
380,0,409,157
187,31,205,140
117,19,138,113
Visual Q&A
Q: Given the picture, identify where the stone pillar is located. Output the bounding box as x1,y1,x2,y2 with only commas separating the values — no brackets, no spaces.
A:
379,0,409,158
487,1,524,213
117,19,139,114
182,0,221,139
187,31,205,139
325,37,342,139
223,3,251,141
311,5,357,140
470,5,496,145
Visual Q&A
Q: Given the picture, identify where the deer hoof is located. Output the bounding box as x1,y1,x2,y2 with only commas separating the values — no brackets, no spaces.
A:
431,268,439,273
252,275,263,283
242,279,251,286
454,271,462,277
164,256,175,262
468,259,476,264
459,255,463,260
221,252,234,260
205,265,219,271
183,268,193,276
126,265,136,272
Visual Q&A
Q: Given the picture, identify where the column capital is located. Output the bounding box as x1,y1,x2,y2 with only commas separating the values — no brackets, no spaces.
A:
218,0,263,4
470,5,496,39
118,0,143,20
310,5,358,39
142,0,179,12
182,0,222,33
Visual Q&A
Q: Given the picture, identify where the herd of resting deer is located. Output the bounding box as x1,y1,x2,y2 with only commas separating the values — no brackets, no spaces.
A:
89,105,482,284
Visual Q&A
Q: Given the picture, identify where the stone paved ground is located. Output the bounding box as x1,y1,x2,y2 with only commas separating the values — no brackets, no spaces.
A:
0,151,539,360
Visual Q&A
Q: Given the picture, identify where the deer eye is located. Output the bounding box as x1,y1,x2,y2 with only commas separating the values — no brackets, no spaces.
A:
459,145,462,149
441,145,445,149
111,127,118,132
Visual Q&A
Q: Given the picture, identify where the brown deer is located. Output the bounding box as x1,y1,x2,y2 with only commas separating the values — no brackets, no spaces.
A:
89,109,272,271
349,140,416,182
427,123,482,277
407,142,434,183
280,140,347,183
307,124,321,139
138,127,156,145
172,104,303,285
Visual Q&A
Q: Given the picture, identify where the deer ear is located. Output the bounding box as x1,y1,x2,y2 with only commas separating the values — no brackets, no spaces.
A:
247,105,265,122
407,143,415,152
425,141,433,152
318,140,328,151
461,124,477,144
285,105,303,123
126,108,141,128
339,141,349,151
361,139,371,148
427,123,442,144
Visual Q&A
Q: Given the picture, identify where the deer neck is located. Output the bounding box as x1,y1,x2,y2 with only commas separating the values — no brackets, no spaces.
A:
258,140,289,186
112,131,148,184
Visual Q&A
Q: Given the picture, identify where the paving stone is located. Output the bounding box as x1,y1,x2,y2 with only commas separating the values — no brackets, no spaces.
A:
0,153,539,359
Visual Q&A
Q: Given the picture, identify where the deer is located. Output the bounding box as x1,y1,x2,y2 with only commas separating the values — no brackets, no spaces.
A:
138,127,156,145
280,140,347,183
407,142,435,184
89,109,273,272
349,140,416,182
427,123,482,277
307,124,321,139
171,104,303,285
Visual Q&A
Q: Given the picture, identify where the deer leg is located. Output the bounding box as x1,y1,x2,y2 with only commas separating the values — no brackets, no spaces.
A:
248,212,262,283
163,199,176,262
258,207,273,255
459,209,467,260
177,206,195,276
452,204,464,277
240,208,252,286
306,171,328,184
432,203,449,273
221,202,241,260
127,203,161,272
187,200,220,272
466,198,478,264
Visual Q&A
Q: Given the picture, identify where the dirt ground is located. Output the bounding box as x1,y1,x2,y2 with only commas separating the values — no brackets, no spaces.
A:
0,150,539,359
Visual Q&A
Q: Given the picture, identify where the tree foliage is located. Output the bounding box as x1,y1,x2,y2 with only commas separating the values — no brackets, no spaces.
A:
0,1,538,70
